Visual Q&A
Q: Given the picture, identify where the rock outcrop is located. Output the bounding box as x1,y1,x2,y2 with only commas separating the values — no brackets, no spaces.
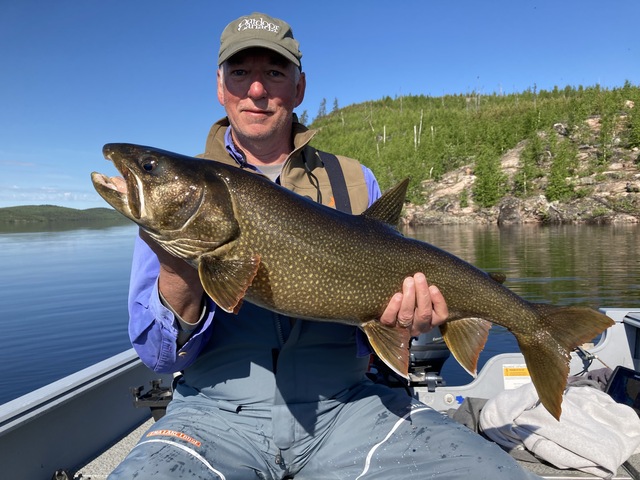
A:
403,113,640,226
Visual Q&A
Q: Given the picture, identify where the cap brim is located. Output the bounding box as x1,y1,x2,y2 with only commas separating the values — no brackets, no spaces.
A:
218,39,300,67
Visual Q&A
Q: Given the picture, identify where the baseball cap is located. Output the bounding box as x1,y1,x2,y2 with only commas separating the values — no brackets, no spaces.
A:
218,12,302,68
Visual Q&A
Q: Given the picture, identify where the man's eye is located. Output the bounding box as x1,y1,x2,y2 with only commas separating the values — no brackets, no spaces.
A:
230,69,247,76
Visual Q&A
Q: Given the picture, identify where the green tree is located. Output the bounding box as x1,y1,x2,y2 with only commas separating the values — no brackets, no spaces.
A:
597,112,616,165
546,135,577,202
513,132,545,197
626,104,640,149
629,112,640,150
317,98,327,119
473,148,507,207
298,110,308,125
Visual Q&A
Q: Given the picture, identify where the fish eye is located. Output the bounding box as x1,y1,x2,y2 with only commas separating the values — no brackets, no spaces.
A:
139,154,158,172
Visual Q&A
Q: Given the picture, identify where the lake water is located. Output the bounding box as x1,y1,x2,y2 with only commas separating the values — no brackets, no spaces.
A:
0,222,639,405
0,224,137,405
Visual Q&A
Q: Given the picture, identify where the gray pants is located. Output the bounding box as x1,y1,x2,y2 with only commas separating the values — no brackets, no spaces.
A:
109,381,539,479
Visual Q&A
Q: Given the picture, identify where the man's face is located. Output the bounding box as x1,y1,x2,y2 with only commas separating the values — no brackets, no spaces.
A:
218,49,305,146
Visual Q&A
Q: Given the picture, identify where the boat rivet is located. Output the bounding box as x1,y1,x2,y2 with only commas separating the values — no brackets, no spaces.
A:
443,394,455,405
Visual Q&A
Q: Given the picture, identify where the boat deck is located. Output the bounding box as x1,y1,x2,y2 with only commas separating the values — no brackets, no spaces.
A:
75,417,153,479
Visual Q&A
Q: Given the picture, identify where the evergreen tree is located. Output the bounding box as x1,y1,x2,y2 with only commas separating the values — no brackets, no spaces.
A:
317,98,327,118
473,148,507,207
513,132,545,197
546,134,577,202
298,110,308,125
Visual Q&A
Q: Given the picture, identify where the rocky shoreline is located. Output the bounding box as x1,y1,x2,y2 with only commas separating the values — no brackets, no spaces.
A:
403,190,640,226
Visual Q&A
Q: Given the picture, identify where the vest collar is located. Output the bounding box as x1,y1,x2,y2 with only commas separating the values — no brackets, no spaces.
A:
206,116,318,166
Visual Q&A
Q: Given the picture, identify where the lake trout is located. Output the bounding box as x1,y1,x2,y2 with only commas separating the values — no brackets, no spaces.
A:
91,143,614,420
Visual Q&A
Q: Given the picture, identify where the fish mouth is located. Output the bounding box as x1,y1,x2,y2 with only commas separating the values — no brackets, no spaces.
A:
91,171,127,195
90,170,131,214
91,148,142,220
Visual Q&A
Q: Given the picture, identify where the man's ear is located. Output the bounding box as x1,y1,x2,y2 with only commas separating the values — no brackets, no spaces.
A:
216,67,225,106
294,71,306,108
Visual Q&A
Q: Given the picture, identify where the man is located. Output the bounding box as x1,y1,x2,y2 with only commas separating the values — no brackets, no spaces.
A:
110,12,539,479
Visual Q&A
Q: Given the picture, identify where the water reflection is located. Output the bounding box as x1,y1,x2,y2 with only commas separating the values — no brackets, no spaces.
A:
404,224,640,308
0,217,129,234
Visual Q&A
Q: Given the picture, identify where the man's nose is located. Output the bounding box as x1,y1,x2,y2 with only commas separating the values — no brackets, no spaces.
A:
248,77,267,99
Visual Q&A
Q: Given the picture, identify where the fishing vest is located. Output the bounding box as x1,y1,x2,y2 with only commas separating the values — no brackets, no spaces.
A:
200,118,371,215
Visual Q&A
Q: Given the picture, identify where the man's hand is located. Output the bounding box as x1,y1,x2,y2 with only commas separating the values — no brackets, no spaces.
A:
380,273,448,337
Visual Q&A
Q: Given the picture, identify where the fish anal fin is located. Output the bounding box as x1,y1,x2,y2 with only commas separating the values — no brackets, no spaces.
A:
440,317,492,377
362,178,409,228
362,320,411,378
198,253,261,313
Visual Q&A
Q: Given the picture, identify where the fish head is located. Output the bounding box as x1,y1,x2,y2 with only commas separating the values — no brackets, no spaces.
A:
91,143,239,259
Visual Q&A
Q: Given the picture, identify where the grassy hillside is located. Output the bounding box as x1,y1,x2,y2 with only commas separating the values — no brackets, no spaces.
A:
308,82,640,205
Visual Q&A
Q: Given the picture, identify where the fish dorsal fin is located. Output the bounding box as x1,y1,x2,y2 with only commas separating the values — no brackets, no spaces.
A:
362,178,410,228
361,320,412,378
198,253,261,313
440,317,492,377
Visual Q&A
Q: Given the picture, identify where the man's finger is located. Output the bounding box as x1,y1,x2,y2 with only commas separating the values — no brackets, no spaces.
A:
428,285,448,327
397,276,416,326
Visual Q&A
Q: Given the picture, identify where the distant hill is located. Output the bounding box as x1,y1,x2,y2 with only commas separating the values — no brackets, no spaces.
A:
0,205,129,224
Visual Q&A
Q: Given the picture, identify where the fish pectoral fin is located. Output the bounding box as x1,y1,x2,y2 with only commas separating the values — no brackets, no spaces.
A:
440,317,492,377
198,253,261,313
362,320,411,379
361,178,409,228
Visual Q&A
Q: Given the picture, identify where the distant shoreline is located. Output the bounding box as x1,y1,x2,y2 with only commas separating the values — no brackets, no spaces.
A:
0,205,129,224
0,205,133,233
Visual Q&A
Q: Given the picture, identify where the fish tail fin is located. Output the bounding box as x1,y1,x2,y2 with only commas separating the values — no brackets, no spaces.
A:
361,321,412,379
517,305,614,420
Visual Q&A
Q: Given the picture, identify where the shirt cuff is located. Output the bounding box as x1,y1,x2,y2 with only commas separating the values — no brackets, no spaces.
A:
158,288,207,346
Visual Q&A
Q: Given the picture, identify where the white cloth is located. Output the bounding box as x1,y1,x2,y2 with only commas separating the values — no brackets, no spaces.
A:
479,383,640,478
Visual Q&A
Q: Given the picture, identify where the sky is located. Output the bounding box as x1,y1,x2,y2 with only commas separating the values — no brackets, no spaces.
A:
1,0,639,209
